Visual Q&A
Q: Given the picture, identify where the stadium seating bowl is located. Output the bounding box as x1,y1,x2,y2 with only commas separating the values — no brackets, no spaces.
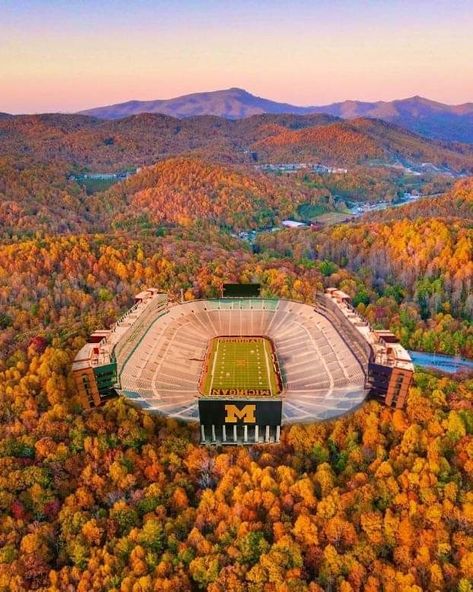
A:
117,298,368,424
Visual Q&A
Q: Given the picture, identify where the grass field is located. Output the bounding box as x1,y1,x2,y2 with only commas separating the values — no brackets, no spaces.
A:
313,211,352,225
200,336,281,396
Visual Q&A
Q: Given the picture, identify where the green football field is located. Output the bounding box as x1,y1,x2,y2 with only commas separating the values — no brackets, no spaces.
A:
200,336,281,396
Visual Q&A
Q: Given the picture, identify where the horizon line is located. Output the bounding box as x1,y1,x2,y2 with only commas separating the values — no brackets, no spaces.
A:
3,87,473,116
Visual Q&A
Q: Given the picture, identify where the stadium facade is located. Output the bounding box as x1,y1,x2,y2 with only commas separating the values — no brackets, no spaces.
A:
72,287,414,445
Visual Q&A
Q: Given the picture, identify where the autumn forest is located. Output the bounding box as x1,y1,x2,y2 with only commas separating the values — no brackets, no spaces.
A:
0,110,472,592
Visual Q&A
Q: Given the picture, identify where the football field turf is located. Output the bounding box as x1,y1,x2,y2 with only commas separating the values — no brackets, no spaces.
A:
200,336,281,396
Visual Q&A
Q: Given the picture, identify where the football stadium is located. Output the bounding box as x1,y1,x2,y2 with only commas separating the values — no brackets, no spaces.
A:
72,285,414,445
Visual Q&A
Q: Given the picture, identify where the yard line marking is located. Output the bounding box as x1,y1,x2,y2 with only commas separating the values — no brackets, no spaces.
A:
263,339,273,395
209,338,219,394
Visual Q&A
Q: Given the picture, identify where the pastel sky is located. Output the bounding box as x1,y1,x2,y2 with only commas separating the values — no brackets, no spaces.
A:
1,0,472,113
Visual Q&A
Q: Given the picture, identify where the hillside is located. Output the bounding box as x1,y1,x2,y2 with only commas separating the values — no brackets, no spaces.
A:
0,112,336,170
0,158,92,236
1,112,472,237
78,87,473,143
91,157,325,231
367,177,473,222
257,214,473,355
1,112,472,173
254,122,382,165
313,95,473,144
254,118,473,172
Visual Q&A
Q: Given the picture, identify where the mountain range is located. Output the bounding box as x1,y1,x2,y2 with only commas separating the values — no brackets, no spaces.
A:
2,112,473,173
78,88,473,144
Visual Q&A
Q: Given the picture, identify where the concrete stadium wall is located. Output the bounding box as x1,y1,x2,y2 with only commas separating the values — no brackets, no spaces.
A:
316,294,373,371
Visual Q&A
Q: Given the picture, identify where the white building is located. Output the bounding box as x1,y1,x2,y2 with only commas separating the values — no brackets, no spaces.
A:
281,220,307,229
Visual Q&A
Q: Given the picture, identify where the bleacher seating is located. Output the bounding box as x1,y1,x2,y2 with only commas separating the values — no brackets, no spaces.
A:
118,298,368,423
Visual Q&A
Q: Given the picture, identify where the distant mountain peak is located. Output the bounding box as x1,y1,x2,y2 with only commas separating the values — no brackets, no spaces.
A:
79,87,316,121
226,87,248,93
77,88,473,143
399,95,445,107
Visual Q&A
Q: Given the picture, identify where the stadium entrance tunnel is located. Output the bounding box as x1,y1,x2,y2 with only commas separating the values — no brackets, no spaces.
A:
73,289,414,445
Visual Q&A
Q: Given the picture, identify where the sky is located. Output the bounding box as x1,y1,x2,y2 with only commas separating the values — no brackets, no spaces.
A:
1,0,472,113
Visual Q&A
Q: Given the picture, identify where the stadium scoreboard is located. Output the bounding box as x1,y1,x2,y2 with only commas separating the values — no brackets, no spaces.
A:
223,283,261,297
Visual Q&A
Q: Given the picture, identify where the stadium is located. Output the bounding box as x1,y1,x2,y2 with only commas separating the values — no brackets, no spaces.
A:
72,286,414,445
